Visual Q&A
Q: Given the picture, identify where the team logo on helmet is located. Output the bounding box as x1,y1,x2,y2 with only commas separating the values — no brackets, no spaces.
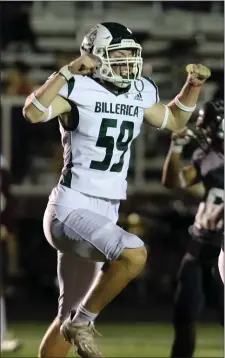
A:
83,26,98,52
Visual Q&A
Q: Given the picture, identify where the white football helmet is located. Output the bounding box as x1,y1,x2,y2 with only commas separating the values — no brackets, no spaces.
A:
80,22,143,88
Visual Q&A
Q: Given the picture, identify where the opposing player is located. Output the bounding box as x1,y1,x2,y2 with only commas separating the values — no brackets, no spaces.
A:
23,22,210,357
162,99,224,358
0,154,21,352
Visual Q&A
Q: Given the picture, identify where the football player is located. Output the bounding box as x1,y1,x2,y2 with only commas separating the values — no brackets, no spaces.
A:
23,22,210,358
0,154,21,352
162,99,224,358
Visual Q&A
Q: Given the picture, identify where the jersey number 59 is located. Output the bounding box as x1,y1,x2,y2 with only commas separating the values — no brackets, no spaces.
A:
90,118,134,172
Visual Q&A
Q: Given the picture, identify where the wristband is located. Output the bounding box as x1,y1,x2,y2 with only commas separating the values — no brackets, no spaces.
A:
175,96,196,112
58,72,68,82
31,94,48,112
58,65,73,82
158,105,169,130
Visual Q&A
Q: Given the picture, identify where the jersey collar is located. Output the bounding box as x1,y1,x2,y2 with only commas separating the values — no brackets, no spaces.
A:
89,76,131,96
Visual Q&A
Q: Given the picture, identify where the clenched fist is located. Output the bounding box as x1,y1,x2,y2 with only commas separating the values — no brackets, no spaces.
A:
68,55,97,75
186,64,211,87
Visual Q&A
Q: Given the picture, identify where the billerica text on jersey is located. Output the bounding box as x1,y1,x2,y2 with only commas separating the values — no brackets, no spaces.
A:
95,102,139,117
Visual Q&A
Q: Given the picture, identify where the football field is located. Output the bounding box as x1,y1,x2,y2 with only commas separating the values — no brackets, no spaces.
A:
2,322,223,357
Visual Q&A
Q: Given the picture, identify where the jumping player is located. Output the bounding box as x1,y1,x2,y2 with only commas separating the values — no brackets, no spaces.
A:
23,22,210,357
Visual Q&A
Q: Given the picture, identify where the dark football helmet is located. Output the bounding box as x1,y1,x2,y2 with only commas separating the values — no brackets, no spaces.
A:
195,99,224,151
80,22,143,88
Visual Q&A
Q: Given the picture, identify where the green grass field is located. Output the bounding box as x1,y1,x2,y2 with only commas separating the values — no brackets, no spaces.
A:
1,323,223,358
2,322,223,357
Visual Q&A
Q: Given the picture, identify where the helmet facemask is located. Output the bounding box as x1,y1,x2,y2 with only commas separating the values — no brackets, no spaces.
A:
195,109,224,152
92,40,143,88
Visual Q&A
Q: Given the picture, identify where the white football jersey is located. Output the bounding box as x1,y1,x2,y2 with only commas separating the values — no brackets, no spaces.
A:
54,75,159,200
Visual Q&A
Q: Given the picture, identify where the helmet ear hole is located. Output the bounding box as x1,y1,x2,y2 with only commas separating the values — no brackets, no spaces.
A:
101,66,110,76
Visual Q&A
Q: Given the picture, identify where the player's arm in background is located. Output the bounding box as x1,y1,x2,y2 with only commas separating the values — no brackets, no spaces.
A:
23,56,95,123
161,128,199,189
144,64,211,132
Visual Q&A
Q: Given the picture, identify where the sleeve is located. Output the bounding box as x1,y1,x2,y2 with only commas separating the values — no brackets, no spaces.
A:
58,83,68,98
58,77,75,99
191,148,204,181
149,77,160,103
143,76,160,103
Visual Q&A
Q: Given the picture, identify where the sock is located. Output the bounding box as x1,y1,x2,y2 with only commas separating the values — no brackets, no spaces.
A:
72,304,99,324
0,296,7,343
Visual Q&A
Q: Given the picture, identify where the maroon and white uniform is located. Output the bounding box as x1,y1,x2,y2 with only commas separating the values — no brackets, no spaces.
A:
189,148,224,261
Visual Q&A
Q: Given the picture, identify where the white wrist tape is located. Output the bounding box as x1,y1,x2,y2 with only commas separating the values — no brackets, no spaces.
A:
158,104,169,130
31,94,48,113
42,105,53,122
175,96,196,112
59,65,73,82
169,141,183,153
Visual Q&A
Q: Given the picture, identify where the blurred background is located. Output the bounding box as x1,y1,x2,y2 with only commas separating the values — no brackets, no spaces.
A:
0,1,224,356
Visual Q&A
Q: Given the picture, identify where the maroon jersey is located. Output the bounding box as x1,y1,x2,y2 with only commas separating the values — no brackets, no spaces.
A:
192,148,224,204
189,148,224,257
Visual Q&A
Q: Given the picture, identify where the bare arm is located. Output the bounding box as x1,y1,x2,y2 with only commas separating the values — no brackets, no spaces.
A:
23,89,71,124
162,152,198,189
23,56,95,123
144,64,211,132
161,128,199,189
